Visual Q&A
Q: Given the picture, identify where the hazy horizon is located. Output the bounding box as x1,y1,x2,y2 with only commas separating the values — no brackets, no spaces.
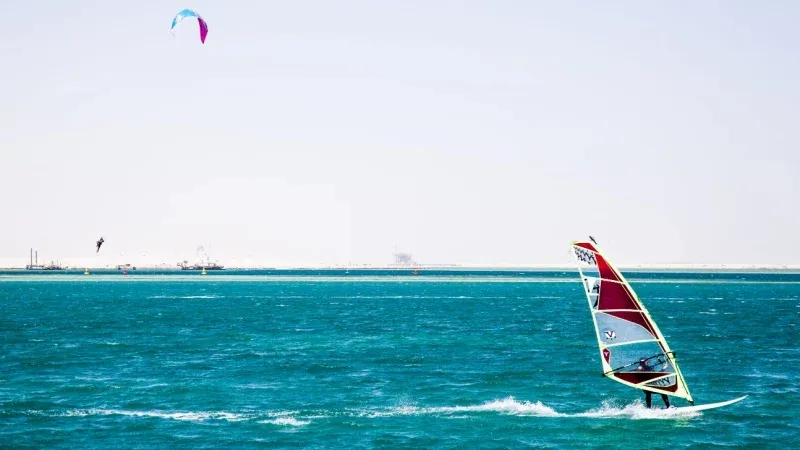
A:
2,1,798,267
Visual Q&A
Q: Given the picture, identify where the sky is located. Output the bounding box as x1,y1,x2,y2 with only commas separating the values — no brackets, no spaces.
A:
1,0,799,267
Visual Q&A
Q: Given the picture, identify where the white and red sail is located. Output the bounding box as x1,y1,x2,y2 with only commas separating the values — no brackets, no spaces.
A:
571,240,694,403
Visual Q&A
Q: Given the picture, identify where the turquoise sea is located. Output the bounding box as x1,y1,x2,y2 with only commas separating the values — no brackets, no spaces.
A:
1,269,797,448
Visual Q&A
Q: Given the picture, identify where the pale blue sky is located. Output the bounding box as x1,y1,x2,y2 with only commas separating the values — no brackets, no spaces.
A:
1,1,798,267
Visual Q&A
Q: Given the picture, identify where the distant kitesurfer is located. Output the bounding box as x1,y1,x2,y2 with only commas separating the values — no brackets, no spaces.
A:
589,235,598,245
96,237,105,253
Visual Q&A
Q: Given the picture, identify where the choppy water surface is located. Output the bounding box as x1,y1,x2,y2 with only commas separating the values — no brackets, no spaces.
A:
1,272,797,448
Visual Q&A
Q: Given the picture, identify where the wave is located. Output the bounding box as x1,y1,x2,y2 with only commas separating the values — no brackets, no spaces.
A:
358,397,700,420
573,399,702,420
358,397,560,418
258,417,310,427
5,397,704,428
62,408,248,422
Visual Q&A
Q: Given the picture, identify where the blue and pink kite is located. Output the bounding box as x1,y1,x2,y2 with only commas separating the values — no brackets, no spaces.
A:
170,9,209,43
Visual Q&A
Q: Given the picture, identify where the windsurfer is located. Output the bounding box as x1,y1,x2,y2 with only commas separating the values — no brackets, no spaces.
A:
637,358,671,408
572,240,695,409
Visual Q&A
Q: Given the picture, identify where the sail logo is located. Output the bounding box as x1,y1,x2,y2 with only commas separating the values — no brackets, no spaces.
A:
604,330,616,340
648,376,675,387
574,247,596,265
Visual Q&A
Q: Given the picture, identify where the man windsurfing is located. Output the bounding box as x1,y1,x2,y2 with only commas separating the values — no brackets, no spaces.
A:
96,237,105,253
637,357,671,408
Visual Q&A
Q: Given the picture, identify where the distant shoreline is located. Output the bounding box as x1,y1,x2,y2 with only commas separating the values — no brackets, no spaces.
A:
2,264,799,273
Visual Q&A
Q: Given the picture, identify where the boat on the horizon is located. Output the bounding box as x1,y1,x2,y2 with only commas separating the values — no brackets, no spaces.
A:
178,245,224,270
178,260,225,270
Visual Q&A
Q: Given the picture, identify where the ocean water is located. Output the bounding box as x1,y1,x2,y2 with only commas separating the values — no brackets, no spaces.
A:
0,271,797,448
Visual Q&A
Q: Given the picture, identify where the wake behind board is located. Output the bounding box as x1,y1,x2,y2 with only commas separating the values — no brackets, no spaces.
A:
669,395,748,413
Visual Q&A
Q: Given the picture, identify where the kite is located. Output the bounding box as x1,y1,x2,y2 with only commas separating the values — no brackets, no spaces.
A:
170,9,209,43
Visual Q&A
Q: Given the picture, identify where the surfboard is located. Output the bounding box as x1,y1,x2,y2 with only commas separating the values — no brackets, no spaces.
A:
669,395,748,413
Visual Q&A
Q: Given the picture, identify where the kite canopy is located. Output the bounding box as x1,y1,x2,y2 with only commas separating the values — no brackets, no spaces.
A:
170,9,209,43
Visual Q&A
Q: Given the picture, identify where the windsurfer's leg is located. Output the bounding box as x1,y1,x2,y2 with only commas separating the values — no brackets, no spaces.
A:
661,394,670,408
645,391,652,408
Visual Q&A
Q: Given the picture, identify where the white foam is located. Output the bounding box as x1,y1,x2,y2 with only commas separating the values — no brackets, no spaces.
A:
356,397,706,421
361,397,562,418
574,399,701,420
19,398,706,426
63,408,247,422
259,417,310,427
